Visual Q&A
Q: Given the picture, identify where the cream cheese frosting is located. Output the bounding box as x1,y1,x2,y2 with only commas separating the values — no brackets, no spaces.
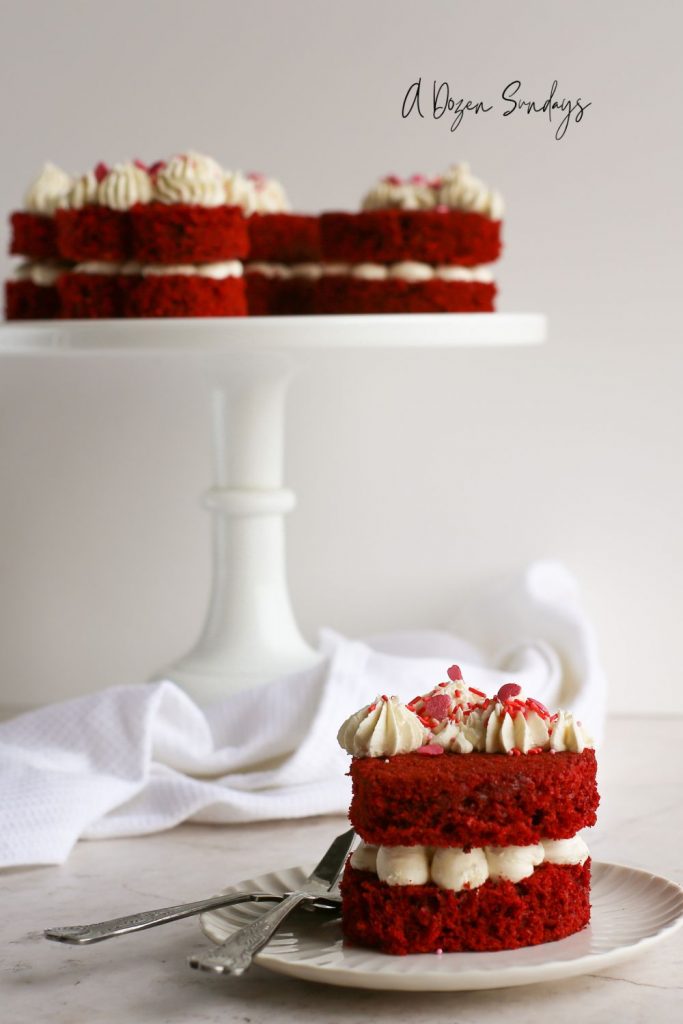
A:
351,836,589,890
97,162,152,210
337,667,594,757
337,695,427,757
361,163,503,219
13,260,68,286
154,152,225,207
24,163,73,215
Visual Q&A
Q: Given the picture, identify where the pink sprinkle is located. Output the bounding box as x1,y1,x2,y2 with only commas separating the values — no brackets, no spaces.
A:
409,173,427,184
384,173,402,185
550,748,557,755
416,743,444,756
447,665,463,682
133,158,148,171
93,161,109,183
423,694,451,720
435,947,443,955
435,203,449,213
428,176,443,189
497,683,522,702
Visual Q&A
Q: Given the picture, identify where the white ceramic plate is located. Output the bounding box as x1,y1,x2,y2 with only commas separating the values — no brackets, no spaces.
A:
199,861,683,991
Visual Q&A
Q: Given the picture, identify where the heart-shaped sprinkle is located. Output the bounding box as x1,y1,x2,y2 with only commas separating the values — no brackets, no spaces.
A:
447,665,463,681
497,683,522,702
423,694,452,720
416,743,444,756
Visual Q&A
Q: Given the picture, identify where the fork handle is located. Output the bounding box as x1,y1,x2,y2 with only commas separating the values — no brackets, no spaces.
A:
188,889,310,974
44,892,277,945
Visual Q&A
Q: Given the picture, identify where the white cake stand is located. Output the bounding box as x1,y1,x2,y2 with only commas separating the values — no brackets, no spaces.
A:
0,314,546,702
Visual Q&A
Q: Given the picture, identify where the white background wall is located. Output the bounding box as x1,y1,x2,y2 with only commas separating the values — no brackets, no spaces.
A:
0,0,681,713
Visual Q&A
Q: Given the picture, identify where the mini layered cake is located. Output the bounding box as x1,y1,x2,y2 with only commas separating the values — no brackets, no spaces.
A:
242,172,321,316
318,164,502,313
5,153,250,318
338,667,598,955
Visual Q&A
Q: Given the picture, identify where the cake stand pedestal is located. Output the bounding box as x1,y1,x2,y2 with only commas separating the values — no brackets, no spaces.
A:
0,313,546,703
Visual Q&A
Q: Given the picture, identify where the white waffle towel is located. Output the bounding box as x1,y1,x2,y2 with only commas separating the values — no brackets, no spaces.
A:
0,560,606,867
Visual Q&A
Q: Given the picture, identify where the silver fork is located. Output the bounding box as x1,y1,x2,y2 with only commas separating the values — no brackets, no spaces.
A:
188,827,355,974
44,892,284,945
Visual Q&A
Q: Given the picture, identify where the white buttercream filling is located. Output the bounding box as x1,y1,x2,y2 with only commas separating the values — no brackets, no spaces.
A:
142,261,243,279
351,835,589,890
245,262,322,280
12,260,69,286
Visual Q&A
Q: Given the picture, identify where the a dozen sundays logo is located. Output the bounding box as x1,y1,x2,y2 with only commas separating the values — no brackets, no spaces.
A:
402,79,591,141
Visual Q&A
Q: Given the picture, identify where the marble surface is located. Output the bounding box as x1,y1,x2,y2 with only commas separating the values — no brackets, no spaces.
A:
1,716,681,1023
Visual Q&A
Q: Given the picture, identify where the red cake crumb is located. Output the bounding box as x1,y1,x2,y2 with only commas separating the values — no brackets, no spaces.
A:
341,860,591,955
245,272,317,316
349,749,598,847
55,208,131,262
130,204,248,264
248,214,320,262
58,273,128,319
4,280,60,320
10,212,59,260
124,275,246,317
315,277,495,314
321,209,502,265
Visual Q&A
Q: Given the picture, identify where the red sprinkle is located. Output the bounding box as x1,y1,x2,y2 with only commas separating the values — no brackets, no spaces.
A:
366,703,376,714
93,161,109,183
148,160,166,176
384,173,402,185
469,687,487,698
133,158,148,171
447,665,463,681
381,694,389,702
497,683,522,702
416,743,444,756
423,694,452,720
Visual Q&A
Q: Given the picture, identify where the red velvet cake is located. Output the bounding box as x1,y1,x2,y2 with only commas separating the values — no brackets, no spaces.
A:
337,667,598,955
318,164,503,314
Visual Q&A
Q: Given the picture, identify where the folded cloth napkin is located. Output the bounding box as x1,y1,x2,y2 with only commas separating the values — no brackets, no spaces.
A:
0,560,607,868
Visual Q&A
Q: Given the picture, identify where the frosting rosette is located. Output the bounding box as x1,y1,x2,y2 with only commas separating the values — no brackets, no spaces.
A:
337,695,426,757
154,151,226,207
97,162,152,210
24,162,73,215
438,162,504,219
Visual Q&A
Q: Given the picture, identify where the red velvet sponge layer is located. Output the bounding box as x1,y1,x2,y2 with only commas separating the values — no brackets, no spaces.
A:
248,214,320,262
321,209,502,266
130,203,248,264
55,208,131,262
341,860,591,955
58,273,127,318
10,212,59,260
315,277,496,314
5,281,60,320
124,275,246,318
349,749,599,848
245,272,317,316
